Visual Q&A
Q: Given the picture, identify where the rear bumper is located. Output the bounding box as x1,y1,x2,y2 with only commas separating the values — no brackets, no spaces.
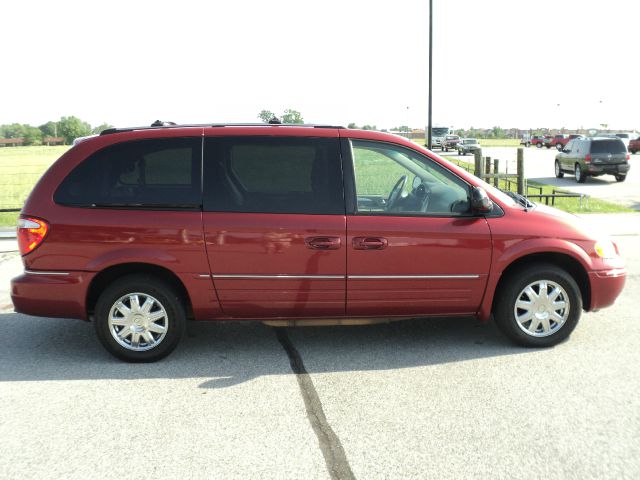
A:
588,268,626,311
586,163,630,175
10,270,94,320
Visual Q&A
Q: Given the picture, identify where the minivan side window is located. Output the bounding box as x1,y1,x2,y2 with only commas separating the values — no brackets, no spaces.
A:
203,136,344,215
54,138,201,208
349,140,470,216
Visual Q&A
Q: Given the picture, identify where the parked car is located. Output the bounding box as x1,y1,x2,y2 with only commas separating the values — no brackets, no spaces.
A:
544,135,555,149
520,135,546,148
457,138,481,155
629,136,640,154
555,137,631,183
613,133,635,149
11,123,626,361
552,134,584,151
442,134,461,152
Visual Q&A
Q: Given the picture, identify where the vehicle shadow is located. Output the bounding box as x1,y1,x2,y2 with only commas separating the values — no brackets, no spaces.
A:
0,313,528,388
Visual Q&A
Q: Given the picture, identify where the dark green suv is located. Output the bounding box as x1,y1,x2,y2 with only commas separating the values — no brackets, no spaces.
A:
555,137,630,183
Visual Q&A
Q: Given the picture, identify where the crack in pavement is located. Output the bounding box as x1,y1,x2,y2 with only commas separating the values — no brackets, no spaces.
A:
275,328,355,480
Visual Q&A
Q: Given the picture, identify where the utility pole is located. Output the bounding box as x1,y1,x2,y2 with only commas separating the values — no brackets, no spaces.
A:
427,0,433,150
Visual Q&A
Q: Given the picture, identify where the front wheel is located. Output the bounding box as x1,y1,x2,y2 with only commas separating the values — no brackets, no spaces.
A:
494,264,582,347
575,163,586,183
536,142,542,148
555,160,564,178
615,174,626,182
94,275,186,362
556,144,563,151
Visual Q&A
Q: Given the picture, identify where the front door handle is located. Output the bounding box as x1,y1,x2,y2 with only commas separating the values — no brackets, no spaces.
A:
352,237,388,250
305,236,341,250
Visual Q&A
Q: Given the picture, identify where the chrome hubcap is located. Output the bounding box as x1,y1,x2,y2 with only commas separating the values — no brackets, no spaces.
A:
514,280,570,337
108,293,168,351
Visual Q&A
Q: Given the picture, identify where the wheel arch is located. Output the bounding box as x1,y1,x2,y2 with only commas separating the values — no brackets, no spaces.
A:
86,263,193,319
490,252,591,315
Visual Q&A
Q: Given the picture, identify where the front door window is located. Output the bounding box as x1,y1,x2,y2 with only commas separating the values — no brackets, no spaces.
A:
351,140,471,216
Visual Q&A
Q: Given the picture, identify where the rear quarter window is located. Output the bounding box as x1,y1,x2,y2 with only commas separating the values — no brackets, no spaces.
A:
54,138,201,208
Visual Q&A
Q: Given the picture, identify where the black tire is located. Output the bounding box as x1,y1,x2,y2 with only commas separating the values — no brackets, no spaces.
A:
615,174,626,182
575,163,586,183
630,150,637,154
494,264,582,347
537,143,542,148
555,160,564,178
546,145,551,149
94,274,186,362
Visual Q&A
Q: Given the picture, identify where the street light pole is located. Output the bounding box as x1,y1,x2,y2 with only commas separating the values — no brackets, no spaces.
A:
427,0,433,150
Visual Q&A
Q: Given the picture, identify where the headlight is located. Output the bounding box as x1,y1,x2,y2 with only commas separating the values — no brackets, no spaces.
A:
594,239,618,259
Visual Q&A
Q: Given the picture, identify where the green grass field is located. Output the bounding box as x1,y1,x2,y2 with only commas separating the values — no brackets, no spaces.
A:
0,146,69,226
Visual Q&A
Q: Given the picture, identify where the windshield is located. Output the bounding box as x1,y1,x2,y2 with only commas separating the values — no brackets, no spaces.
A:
432,127,450,137
615,133,630,139
464,139,477,144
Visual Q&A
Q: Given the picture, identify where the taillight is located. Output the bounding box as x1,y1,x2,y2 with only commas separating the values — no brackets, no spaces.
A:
584,154,591,164
627,153,631,161
17,217,49,255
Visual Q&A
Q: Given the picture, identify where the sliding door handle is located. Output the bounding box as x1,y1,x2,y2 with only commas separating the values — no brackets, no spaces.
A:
352,237,388,250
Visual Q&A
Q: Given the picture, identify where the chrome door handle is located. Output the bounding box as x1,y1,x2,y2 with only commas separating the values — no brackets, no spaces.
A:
352,237,388,250
305,236,341,250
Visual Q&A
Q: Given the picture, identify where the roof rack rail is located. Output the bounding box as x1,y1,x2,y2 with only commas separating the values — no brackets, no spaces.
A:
100,122,345,135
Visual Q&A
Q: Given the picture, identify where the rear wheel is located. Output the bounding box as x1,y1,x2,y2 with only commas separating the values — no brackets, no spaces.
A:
494,264,581,347
615,174,626,182
555,160,564,178
94,275,186,362
536,142,542,148
575,163,586,183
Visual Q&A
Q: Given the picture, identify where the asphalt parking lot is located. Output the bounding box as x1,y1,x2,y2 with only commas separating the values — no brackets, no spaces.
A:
1,219,639,480
446,147,640,210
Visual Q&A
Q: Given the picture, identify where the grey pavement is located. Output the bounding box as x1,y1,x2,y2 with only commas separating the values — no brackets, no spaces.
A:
0,221,639,479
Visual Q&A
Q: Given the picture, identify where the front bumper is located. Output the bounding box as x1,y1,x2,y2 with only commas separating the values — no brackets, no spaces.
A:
588,268,626,311
11,270,94,320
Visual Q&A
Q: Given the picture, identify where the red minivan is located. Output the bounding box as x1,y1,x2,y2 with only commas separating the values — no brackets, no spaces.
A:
11,124,626,362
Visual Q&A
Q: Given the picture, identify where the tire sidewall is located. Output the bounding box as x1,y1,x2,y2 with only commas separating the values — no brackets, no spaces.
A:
495,264,582,347
94,275,186,362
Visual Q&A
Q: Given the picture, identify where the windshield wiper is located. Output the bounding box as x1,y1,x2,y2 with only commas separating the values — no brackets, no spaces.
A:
502,191,534,210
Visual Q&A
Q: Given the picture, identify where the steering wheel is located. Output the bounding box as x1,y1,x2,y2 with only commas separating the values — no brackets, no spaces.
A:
386,175,408,210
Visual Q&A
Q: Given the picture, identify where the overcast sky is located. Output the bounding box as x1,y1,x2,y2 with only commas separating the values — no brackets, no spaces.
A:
1,0,637,131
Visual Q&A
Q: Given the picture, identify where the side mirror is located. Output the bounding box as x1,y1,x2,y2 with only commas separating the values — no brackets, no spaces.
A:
471,187,493,214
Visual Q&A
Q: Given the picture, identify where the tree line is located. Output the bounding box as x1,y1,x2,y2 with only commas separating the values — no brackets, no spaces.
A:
0,117,113,145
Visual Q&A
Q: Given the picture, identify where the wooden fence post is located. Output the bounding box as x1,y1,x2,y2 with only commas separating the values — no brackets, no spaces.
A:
517,147,524,195
474,149,483,178
493,159,499,188
485,156,492,179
